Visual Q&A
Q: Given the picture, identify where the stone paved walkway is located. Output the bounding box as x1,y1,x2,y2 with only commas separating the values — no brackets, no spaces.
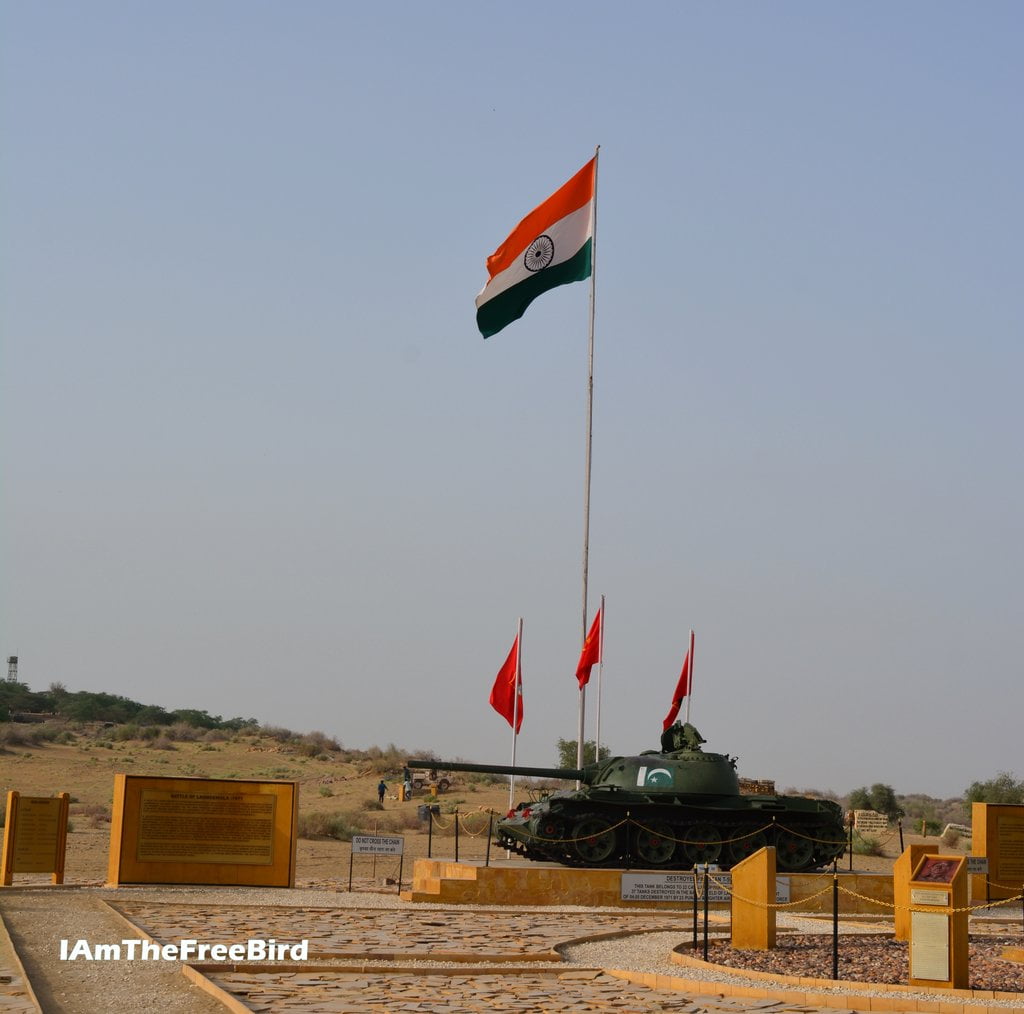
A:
205,968,835,1013
109,902,687,958
5,888,1017,1012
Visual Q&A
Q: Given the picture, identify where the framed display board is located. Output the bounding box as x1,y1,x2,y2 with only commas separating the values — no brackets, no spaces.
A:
107,774,298,887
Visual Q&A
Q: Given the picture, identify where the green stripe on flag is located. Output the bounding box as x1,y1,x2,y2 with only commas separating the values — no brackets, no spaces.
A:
477,240,592,339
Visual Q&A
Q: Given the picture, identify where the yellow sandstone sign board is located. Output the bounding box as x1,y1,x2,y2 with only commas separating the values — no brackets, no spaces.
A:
107,774,298,887
971,802,1024,902
2,792,70,886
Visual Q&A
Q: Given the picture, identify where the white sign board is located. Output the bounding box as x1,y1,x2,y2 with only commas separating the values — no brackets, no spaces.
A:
351,834,404,856
966,856,989,874
620,872,790,904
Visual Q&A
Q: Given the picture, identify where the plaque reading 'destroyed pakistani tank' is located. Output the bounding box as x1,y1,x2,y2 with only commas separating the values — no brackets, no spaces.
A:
409,723,846,873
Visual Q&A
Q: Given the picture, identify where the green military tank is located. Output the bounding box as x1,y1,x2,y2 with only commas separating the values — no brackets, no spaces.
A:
408,723,846,872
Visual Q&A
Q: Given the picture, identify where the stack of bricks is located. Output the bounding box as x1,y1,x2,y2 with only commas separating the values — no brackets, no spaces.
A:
738,778,776,795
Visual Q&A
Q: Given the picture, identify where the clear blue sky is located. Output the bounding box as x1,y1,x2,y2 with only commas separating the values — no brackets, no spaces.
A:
2,2,1021,798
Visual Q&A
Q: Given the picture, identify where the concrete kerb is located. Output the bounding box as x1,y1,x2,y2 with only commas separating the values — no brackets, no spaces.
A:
0,908,43,1014
667,948,1023,1013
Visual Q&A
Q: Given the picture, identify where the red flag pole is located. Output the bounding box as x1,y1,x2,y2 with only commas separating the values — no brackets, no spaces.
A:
508,617,523,813
594,595,606,763
684,629,695,724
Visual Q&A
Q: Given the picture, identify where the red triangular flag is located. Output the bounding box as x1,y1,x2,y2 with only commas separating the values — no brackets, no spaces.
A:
575,607,603,689
662,633,694,731
489,635,523,733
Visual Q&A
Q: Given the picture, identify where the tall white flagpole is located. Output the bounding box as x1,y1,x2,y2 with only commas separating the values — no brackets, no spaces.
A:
508,616,523,813
684,628,695,725
594,594,605,763
577,144,600,774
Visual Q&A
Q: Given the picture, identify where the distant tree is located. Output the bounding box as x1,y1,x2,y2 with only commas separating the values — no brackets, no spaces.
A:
868,783,902,820
134,705,171,726
847,783,902,820
556,738,610,769
965,772,1024,806
169,708,221,729
847,787,872,811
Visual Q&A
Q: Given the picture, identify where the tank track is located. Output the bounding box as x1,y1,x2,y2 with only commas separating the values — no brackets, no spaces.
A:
497,808,845,873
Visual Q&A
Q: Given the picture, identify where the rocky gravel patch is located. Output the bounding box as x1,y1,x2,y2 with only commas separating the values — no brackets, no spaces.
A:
704,933,1023,993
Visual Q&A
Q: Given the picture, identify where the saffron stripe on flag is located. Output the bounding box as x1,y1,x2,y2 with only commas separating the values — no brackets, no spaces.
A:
483,159,596,279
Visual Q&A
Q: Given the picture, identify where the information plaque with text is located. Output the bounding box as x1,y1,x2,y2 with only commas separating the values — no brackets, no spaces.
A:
107,775,298,887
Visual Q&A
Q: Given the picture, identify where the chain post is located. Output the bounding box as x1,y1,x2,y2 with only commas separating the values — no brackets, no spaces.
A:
832,860,839,980
485,811,493,867
702,862,709,961
692,865,699,950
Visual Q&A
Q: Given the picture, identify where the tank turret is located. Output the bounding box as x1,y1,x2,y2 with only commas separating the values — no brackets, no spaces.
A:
408,723,845,873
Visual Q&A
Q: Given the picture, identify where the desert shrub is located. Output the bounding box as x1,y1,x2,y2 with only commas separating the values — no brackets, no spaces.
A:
0,722,70,748
31,722,66,744
148,736,177,751
386,809,425,832
296,812,359,841
318,786,333,797
940,827,961,847
262,725,297,743
364,799,384,811
362,744,406,775
0,725,32,749
465,771,505,787
296,731,341,756
167,722,202,742
110,724,139,741
202,728,229,743
852,833,884,856
70,803,110,828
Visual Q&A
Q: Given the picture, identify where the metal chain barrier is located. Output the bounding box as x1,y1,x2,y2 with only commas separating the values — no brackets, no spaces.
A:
457,811,493,837
424,811,1024,916
705,871,834,910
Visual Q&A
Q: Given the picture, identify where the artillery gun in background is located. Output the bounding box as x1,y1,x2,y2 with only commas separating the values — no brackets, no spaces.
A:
408,723,845,873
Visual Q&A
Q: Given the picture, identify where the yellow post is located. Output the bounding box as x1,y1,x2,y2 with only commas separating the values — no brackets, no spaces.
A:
730,846,777,949
893,843,931,941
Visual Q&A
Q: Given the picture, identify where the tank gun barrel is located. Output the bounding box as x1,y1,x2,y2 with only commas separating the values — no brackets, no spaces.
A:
406,759,585,781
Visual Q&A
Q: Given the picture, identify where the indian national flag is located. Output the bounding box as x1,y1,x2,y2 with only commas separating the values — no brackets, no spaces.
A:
475,157,596,339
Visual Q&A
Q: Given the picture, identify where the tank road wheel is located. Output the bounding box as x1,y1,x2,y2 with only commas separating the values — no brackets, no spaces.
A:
536,817,569,858
680,823,722,866
573,818,618,864
538,816,566,841
813,827,847,867
634,821,676,866
775,830,815,871
727,828,769,866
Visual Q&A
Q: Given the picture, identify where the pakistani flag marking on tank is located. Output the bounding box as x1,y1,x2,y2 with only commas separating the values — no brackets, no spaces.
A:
475,158,596,339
